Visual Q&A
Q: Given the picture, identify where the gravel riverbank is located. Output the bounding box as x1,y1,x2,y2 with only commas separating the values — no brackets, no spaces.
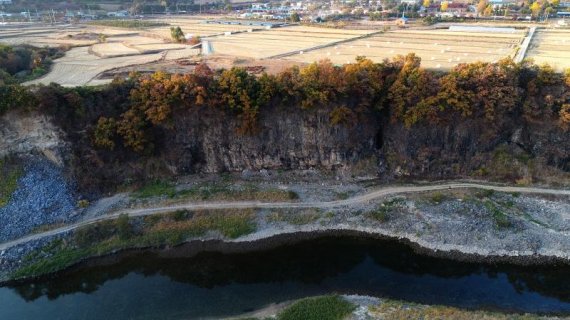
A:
1,184,569,284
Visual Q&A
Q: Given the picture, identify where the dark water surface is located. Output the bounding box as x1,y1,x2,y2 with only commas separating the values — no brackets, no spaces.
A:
2,236,570,319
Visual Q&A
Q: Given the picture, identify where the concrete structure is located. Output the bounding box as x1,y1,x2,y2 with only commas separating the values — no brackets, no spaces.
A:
515,26,536,63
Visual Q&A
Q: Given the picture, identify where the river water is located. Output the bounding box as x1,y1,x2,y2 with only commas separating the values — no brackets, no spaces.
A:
1,236,570,319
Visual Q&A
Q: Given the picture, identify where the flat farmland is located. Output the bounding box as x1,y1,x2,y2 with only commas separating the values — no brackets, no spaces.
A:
146,20,267,39
90,35,186,57
0,26,97,47
285,29,525,69
206,26,374,59
25,47,163,87
526,29,570,71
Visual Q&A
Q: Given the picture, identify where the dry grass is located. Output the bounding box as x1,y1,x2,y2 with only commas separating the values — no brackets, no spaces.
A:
285,29,524,69
206,25,373,59
267,208,321,225
370,299,547,319
526,29,570,72
12,209,257,279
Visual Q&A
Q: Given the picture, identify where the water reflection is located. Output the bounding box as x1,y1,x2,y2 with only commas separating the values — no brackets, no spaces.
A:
5,236,570,318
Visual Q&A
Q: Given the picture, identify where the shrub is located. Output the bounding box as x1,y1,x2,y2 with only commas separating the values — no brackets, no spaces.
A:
170,26,185,43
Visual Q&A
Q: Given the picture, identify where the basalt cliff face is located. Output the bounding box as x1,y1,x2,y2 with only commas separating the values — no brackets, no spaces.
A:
166,107,380,174
380,117,570,181
2,107,569,194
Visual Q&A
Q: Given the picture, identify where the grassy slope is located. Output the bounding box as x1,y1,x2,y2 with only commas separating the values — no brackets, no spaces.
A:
0,158,21,207
12,209,256,279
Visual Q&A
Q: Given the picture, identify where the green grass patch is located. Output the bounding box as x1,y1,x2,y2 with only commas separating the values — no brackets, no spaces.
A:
475,189,495,199
277,295,355,320
335,192,350,200
88,20,168,29
483,200,512,229
177,184,299,202
134,180,177,198
429,192,446,204
0,158,22,207
12,209,256,280
368,198,405,223
135,181,298,202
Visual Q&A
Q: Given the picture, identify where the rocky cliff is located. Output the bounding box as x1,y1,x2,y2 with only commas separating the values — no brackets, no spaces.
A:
0,111,68,166
167,107,380,173
2,106,569,194
380,117,570,183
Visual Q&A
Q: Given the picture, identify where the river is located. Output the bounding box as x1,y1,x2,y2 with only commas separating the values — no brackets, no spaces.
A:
1,236,570,319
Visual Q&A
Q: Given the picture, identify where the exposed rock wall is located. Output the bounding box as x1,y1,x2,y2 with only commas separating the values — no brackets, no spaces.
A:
2,107,568,192
164,107,381,174
0,111,68,166
380,117,570,180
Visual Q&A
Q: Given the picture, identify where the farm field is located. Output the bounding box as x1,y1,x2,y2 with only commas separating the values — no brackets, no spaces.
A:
526,29,570,71
284,29,525,69
4,18,553,87
145,19,268,39
25,46,164,87
0,26,97,47
205,25,374,59
8,24,201,86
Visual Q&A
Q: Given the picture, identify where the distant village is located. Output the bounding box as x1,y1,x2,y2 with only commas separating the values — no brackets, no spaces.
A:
0,0,569,24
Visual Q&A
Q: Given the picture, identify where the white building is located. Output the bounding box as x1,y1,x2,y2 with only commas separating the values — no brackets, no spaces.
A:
0,0,12,4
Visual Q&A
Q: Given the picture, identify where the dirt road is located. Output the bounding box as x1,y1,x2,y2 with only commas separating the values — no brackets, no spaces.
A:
1,182,568,251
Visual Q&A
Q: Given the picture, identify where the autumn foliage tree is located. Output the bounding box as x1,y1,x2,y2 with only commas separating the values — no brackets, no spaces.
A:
388,53,439,126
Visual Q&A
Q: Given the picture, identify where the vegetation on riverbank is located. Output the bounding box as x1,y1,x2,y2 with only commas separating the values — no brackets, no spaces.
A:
276,295,355,320
240,295,552,320
267,208,322,225
11,209,256,280
135,180,299,202
0,158,21,207
370,299,550,319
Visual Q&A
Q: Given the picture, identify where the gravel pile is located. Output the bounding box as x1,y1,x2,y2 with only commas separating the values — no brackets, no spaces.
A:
0,159,77,242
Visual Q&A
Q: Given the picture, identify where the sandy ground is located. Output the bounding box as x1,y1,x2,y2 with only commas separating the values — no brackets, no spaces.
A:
526,29,570,71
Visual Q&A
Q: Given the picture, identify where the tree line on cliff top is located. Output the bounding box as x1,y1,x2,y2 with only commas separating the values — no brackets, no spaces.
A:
0,53,569,155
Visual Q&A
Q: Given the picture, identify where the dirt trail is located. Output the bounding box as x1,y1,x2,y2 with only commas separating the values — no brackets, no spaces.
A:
1,182,568,251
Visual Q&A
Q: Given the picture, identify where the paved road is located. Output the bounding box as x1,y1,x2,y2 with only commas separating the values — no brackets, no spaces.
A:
1,182,568,251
